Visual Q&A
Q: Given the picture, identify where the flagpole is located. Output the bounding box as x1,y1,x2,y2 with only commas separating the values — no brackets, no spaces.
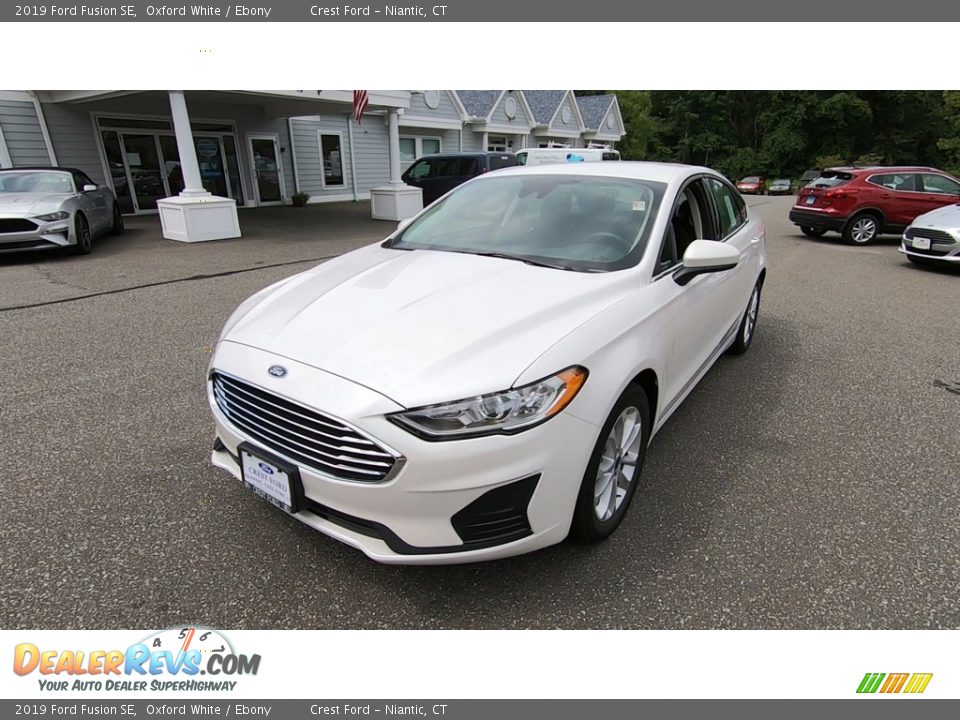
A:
347,114,359,203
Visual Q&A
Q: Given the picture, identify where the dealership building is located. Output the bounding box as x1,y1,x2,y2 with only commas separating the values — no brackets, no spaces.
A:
0,90,624,241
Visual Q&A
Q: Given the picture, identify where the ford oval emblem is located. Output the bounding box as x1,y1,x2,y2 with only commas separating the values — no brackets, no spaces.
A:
267,365,287,378
258,462,274,475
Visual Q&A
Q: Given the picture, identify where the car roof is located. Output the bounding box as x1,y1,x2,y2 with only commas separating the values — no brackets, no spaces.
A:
0,166,85,174
826,165,939,174
488,160,719,183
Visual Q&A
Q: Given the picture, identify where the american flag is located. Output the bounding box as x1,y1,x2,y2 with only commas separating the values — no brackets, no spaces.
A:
353,90,369,125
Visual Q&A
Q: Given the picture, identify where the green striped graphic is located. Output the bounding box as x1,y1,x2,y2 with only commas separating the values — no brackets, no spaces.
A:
856,673,886,693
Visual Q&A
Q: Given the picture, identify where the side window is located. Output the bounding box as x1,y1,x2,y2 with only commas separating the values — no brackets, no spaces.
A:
921,174,960,195
657,181,714,275
708,178,746,238
459,157,480,176
433,158,460,177
409,160,431,180
876,173,917,192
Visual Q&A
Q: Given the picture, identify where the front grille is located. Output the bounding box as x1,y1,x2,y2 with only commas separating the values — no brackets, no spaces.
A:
905,227,956,244
211,372,398,482
0,218,38,234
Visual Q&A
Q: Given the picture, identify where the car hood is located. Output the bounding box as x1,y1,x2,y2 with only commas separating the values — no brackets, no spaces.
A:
0,193,69,215
223,244,635,408
911,202,960,229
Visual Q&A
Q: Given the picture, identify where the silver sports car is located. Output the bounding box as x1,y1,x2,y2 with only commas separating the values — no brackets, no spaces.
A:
0,167,123,255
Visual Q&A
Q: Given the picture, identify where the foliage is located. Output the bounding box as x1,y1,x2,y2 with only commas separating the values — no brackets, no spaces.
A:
291,191,310,207
579,90,954,180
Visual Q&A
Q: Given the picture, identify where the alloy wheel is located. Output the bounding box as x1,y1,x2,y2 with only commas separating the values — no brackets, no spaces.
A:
593,406,643,521
743,286,760,344
850,216,877,244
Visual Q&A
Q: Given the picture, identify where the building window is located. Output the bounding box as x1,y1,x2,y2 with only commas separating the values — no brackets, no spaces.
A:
319,132,344,187
400,136,442,166
488,135,508,152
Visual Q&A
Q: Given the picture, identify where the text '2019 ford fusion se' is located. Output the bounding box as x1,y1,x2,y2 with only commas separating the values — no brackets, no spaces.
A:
207,162,767,564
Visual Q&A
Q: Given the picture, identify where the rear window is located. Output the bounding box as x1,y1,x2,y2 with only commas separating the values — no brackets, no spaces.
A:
740,176,760,183
808,171,853,188
488,154,517,170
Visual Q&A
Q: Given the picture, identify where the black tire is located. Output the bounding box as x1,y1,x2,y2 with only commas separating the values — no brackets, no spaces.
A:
800,226,826,238
72,213,92,255
728,281,762,355
110,202,124,234
842,212,881,245
570,385,651,543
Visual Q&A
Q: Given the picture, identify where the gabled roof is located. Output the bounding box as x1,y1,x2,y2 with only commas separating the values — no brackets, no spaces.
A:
522,91,568,124
576,94,616,130
455,91,501,119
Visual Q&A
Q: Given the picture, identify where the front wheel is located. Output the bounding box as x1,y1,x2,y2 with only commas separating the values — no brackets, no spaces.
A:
72,213,92,255
728,281,761,355
800,226,826,238
570,386,650,543
110,202,124,234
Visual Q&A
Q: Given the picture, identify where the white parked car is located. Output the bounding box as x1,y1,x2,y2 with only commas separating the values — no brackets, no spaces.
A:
208,162,767,564
899,204,960,268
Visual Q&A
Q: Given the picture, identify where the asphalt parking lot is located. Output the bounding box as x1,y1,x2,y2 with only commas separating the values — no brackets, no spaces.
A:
1,196,958,629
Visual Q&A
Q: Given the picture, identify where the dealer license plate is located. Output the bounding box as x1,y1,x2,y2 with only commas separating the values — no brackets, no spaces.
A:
240,448,296,513
804,195,816,205
912,236,932,250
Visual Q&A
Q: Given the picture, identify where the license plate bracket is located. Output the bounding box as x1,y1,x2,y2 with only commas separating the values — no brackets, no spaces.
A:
912,236,932,250
238,442,304,514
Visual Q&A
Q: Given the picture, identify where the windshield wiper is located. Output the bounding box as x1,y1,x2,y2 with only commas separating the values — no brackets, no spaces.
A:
470,251,577,271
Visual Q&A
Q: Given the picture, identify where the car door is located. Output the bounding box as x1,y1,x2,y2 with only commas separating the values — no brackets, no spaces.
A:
867,173,925,227
916,173,960,216
73,170,110,232
653,178,734,404
401,158,435,202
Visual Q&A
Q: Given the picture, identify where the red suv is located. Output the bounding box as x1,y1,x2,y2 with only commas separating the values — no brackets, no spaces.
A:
789,166,960,244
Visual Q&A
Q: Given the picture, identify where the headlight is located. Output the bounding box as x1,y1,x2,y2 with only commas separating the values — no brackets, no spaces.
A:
388,366,588,440
35,211,70,222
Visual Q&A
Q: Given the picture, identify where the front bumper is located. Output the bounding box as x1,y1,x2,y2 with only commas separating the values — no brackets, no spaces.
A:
208,341,600,564
788,208,846,233
0,215,72,254
899,233,960,263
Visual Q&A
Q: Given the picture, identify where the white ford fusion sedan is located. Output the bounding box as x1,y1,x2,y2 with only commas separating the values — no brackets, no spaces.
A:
208,162,766,564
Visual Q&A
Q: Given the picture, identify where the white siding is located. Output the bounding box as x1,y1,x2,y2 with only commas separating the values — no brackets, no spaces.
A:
549,93,583,135
488,91,532,130
405,91,462,123
0,100,51,167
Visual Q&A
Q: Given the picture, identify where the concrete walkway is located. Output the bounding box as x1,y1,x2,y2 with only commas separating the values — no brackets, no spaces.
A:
0,202,390,310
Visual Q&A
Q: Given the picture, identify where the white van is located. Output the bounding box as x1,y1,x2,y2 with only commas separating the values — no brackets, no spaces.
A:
515,147,621,166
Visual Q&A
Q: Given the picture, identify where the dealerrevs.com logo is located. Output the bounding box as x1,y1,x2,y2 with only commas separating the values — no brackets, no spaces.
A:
13,627,261,692
857,672,933,695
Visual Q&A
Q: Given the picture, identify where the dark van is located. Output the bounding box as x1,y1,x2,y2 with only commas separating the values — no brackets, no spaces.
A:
401,152,517,205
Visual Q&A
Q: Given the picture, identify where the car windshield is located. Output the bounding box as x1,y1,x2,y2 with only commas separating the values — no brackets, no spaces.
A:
741,177,760,183
0,170,74,194
388,174,666,273
773,179,789,184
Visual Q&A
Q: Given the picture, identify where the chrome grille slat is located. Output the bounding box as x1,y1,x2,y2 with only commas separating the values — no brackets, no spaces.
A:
213,390,392,469
215,373,375,441
213,384,391,457
211,372,398,482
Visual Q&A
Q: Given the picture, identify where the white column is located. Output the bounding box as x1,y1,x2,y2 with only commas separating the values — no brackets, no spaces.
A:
370,107,422,221
387,109,403,185
168,90,209,197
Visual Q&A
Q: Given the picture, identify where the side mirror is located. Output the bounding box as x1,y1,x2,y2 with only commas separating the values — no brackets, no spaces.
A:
82,184,97,192
673,239,741,286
